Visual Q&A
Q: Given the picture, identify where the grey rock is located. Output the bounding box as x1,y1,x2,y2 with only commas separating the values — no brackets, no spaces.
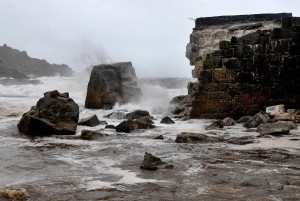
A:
175,132,222,143
80,129,108,140
240,176,269,187
257,122,290,136
243,112,271,128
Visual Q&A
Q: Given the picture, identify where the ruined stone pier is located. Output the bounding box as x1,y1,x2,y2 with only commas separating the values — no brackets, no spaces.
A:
186,13,300,118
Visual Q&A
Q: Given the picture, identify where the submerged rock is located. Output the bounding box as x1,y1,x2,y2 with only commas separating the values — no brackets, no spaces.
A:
85,62,142,109
153,135,164,140
239,176,269,187
206,120,224,130
18,90,79,136
104,111,126,119
80,129,108,140
222,117,236,126
257,122,291,137
105,125,115,129
175,132,221,143
140,152,167,171
115,119,155,133
160,116,175,124
78,115,102,127
125,110,150,120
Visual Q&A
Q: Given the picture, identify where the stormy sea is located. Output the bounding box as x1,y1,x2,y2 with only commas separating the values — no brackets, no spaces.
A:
0,74,300,201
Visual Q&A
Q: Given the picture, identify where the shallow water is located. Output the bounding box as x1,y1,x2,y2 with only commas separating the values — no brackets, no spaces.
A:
0,76,300,200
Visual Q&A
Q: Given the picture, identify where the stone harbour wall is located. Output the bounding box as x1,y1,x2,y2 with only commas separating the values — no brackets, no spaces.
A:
185,13,300,119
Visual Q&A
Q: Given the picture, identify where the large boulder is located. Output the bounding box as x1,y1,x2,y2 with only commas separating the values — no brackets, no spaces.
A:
18,90,79,136
243,111,271,128
85,62,142,109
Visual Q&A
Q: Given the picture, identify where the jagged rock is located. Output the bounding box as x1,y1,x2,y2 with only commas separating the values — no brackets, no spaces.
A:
239,176,270,187
243,112,271,128
257,123,291,137
0,44,72,77
115,119,155,133
105,125,115,129
78,115,102,127
125,110,150,120
160,116,175,124
104,111,126,119
140,152,167,171
175,132,222,143
153,135,164,139
18,90,79,136
266,105,285,116
206,120,224,130
85,62,142,109
80,129,108,140
222,117,236,126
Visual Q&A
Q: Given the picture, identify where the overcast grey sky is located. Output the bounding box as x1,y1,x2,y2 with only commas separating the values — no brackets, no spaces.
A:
0,0,299,77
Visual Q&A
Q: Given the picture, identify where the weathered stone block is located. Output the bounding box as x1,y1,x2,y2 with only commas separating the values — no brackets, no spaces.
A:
224,58,241,69
200,70,212,83
219,40,231,50
282,17,293,28
231,37,239,46
212,69,236,83
240,32,259,45
203,56,222,69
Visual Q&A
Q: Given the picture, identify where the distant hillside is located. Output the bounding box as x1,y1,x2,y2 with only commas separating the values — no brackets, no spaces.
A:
0,44,73,78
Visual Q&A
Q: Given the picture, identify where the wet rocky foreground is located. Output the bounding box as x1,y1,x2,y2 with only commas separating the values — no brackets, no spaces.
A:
1,118,300,201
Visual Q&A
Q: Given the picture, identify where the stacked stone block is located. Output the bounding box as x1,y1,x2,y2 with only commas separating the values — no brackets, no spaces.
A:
187,14,300,118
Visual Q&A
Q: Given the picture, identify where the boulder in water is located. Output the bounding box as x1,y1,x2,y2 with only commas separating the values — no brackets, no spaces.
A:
125,110,150,120
257,122,291,137
206,120,224,130
85,62,142,109
243,111,271,128
115,119,155,133
160,116,175,124
78,114,101,127
239,176,269,187
18,90,79,136
140,152,168,171
80,129,108,140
